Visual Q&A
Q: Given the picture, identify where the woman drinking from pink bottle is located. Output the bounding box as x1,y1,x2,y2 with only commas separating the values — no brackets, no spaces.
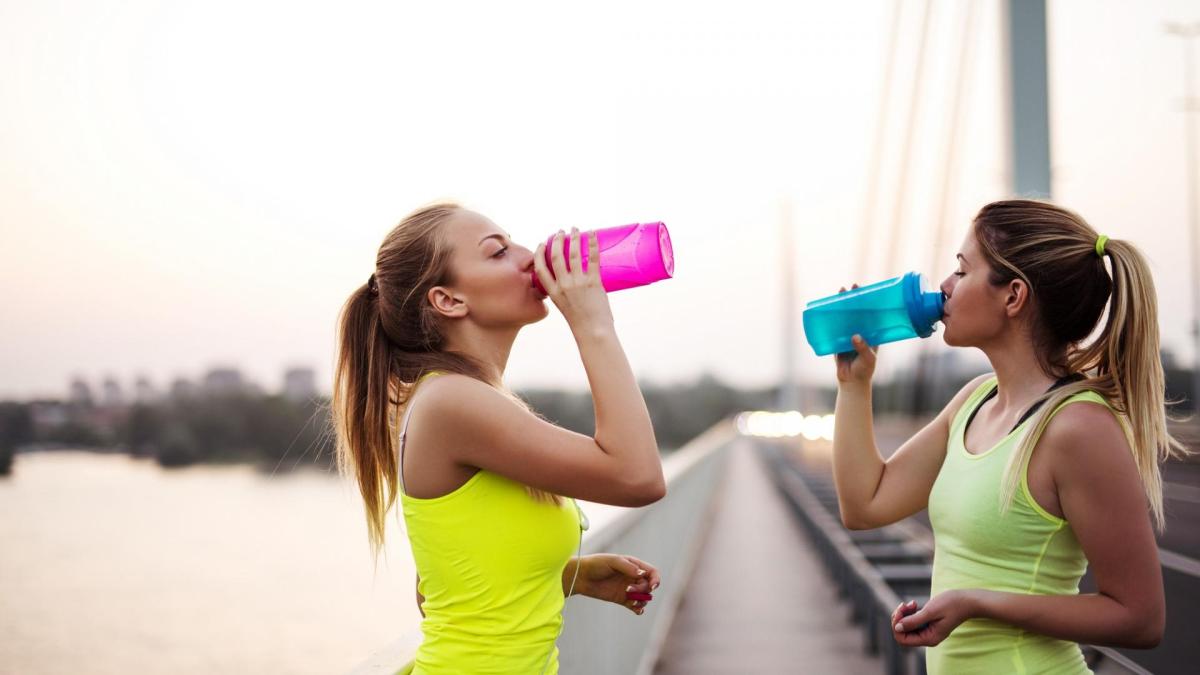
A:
332,203,668,673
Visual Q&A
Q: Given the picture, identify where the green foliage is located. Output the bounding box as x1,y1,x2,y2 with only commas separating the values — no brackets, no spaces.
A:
43,420,106,447
123,404,165,457
6,357,1187,476
0,403,34,475
141,395,333,470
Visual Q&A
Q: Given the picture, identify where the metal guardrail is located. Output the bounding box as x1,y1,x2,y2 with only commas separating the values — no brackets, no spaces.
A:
760,441,926,675
347,421,735,675
1086,646,1156,675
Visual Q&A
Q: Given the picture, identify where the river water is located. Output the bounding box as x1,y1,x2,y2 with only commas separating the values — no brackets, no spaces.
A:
0,451,422,675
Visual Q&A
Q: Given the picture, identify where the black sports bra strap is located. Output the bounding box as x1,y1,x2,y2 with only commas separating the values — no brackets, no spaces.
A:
964,373,1086,435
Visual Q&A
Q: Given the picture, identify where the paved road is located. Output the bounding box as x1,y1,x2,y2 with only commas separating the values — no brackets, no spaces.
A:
655,439,882,674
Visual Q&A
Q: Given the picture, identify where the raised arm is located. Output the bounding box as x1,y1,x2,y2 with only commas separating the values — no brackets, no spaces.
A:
407,229,664,506
832,334,989,529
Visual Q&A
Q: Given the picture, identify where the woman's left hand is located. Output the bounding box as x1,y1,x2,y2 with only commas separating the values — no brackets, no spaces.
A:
892,590,976,647
569,554,661,615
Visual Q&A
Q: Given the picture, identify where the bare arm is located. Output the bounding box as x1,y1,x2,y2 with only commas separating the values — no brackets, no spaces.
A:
554,234,661,500
894,403,1165,648
832,333,989,529
562,554,661,615
414,373,663,505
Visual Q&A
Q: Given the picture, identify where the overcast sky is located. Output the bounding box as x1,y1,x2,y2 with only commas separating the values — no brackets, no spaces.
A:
2,0,1198,401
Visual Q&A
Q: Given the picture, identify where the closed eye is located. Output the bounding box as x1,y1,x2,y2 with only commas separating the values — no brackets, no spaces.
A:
491,246,509,258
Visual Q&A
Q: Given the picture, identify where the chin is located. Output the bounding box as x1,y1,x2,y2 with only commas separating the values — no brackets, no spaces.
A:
523,300,550,325
941,328,982,349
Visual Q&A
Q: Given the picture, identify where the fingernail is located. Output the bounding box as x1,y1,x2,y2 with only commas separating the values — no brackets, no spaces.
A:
895,623,903,632
637,569,646,576
652,582,659,590
626,585,634,593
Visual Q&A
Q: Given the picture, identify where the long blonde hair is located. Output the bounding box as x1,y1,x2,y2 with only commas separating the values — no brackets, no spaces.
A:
972,199,1188,530
332,203,558,561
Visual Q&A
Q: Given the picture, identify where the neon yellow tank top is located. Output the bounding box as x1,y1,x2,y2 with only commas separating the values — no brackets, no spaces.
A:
399,373,580,674
927,377,1116,675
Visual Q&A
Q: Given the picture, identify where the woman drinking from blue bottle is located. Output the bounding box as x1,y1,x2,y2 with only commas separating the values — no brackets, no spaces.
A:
827,200,1183,673
332,203,667,674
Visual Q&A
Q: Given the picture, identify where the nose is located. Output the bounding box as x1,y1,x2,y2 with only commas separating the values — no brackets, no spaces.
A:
939,275,954,299
515,244,536,272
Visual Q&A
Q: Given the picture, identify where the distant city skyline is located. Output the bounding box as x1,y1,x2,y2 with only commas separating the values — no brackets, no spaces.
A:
54,365,318,404
2,0,1199,400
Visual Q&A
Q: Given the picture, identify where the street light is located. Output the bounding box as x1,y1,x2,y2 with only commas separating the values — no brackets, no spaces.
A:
1165,21,1200,415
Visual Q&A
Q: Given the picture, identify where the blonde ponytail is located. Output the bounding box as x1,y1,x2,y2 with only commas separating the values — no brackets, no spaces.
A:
972,200,1189,530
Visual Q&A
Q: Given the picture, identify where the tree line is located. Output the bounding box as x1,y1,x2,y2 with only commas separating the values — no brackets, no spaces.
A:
0,375,778,475
2,362,1193,477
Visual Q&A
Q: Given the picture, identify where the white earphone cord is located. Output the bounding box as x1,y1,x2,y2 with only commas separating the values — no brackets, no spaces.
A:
540,502,586,675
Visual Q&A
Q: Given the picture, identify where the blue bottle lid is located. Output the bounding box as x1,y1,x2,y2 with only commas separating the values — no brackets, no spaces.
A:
902,272,945,337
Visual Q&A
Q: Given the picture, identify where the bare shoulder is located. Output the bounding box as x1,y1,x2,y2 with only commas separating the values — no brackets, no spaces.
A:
407,374,534,443
1039,399,1134,477
1038,398,1152,541
411,374,515,423
415,372,492,403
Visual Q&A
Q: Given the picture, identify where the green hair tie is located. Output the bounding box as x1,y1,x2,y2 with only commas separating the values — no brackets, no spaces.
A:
1095,234,1109,258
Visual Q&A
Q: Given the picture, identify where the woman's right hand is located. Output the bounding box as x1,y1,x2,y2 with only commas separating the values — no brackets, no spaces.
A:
534,228,614,336
834,285,878,387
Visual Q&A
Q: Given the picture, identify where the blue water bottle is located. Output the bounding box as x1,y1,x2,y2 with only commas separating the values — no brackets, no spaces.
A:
802,272,945,356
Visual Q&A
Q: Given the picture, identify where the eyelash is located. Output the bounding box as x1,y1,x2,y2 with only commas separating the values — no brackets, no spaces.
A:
492,246,508,258
953,271,965,277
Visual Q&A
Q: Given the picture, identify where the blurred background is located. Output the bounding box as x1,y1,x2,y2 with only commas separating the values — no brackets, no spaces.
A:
1,0,1198,673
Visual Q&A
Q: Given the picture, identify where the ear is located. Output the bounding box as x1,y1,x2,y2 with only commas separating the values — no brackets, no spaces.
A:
427,285,468,319
1003,278,1031,318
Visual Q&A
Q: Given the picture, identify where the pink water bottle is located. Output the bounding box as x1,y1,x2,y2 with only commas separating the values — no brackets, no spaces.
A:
533,222,674,293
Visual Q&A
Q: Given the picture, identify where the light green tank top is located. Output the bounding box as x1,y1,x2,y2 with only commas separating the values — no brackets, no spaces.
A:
399,373,581,674
927,377,1116,675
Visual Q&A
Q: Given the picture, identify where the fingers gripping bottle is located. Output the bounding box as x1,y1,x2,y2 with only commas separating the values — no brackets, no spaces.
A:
802,272,945,356
532,222,674,293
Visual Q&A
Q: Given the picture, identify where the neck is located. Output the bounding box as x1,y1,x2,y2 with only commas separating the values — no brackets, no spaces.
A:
980,329,1057,412
443,323,519,387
